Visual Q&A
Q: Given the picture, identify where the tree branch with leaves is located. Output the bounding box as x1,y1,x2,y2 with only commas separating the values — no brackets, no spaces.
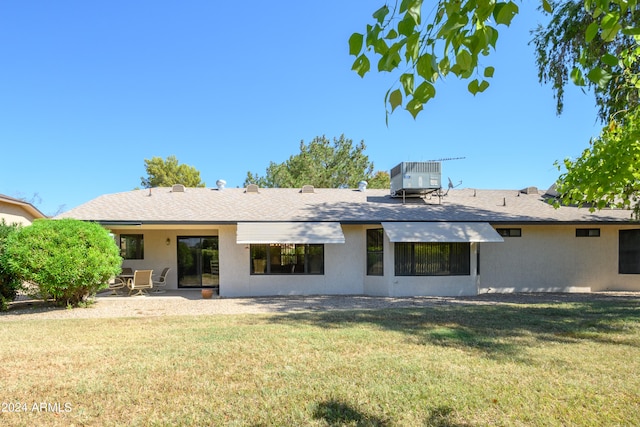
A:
351,0,640,215
533,0,639,121
555,105,640,217
349,0,520,122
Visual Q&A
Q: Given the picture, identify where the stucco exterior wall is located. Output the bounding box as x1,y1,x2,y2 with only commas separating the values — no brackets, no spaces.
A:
362,226,389,296
388,241,480,297
219,225,364,297
480,224,640,292
362,226,481,297
108,223,640,297
117,229,177,289
222,224,482,297
608,226,640,291
115,227,220,291
0,202,39,226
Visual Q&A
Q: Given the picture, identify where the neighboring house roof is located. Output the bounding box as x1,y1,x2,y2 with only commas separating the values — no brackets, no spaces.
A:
0,193,47,224
56,186,635,224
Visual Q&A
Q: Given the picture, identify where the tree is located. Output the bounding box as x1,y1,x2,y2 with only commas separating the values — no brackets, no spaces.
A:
141,155,205,188
351,0,640,214
3,219,122,307
350,0,638,120
0,219,21,310
533,1,640,216
245,135,390,189
555,105,640,217
532,0,639,122
368,170,392,189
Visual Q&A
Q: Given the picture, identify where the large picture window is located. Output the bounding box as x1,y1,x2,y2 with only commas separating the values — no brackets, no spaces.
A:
367,229,384,276
619,229,640,274
250,244,324,275
120,234,144,259
394,242,470,276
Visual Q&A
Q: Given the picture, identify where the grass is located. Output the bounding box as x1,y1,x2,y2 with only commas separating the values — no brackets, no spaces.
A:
0,299,639,426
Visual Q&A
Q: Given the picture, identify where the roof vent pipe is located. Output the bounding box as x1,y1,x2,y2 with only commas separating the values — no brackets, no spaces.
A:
216,179,226,190
358,181,368,192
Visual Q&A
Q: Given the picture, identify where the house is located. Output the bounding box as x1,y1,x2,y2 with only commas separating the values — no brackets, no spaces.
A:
0,194,47,226
57,181,640,297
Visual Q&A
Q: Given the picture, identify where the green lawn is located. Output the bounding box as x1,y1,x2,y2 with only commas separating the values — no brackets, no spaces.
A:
1,299,639,426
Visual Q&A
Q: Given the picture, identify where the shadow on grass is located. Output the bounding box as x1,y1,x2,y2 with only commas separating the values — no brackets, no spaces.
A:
312,398,390,426
311,399,470,427
267,299,640,361
425,405,472,427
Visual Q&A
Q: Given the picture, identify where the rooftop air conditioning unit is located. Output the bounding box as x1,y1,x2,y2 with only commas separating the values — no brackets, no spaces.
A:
390,161,442,196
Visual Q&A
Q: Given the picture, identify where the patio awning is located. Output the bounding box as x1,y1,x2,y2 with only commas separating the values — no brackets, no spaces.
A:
236,222,345,244
382,222,504,243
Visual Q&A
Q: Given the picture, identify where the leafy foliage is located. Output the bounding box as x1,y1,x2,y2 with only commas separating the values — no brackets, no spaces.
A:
352,0,640,215
3,219,122,307
351,0,638,122
555,105,640,217
533,0,640,121
368,170,392,189
543,1,640,214
141,155,205,188
0,219,21,309
350,0,520,121
245,135,390,189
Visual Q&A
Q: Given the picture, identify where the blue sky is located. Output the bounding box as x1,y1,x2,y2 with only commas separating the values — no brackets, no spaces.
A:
0,1,602,216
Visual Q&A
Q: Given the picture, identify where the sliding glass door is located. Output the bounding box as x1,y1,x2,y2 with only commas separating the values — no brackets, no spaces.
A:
177,236,219,288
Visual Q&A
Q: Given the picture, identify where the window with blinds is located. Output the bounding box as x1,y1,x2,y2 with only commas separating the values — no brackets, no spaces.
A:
394,242,470,276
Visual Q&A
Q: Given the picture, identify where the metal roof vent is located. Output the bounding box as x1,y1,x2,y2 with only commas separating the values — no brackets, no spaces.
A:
171,184,185,192
520,186,539,195
358,181,368,192
301,185,315,193
215,179,226,190
245,184,259,193
544,184,559,198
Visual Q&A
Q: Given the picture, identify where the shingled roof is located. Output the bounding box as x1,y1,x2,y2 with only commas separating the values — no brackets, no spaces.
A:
56,186,635,224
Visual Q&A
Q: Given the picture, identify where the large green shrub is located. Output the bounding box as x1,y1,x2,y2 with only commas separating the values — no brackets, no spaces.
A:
4,218,122,307
0,219,21,310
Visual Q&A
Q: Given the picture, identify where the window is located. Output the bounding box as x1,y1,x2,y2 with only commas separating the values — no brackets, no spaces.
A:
367,229,384,276
576,228,600,237
496,228,522,237
250,244,324,275
120,234,144,259
619,230,640,274
394,242,470,276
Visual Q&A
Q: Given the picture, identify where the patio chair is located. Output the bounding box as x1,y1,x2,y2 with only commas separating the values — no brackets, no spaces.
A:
152,267,170,294
108,277,126,296
127,270,153,296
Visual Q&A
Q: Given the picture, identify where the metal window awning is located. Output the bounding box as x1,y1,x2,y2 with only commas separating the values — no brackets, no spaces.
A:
237,222,345,244
382,222,504,243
